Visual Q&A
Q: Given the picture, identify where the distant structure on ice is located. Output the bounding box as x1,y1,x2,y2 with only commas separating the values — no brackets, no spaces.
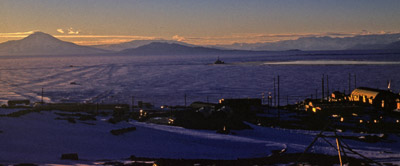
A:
214,57,225,64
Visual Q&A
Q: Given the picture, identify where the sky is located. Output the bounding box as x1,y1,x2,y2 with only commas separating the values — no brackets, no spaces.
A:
0,0,400,45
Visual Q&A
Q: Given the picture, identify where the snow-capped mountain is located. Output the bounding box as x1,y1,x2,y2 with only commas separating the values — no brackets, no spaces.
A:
119,42,224,55
92,39,196,51
214,33,400,51
0,32,108,55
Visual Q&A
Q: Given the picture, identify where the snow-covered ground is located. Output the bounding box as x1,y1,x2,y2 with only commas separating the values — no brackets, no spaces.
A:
0,111,281,164
1,110,400,164
0,108,27,115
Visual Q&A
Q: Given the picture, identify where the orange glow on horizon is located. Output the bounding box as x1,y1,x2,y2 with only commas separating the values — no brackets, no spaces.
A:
1,30,399,46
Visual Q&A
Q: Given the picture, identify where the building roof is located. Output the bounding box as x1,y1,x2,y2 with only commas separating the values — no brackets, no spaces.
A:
351,87,392,99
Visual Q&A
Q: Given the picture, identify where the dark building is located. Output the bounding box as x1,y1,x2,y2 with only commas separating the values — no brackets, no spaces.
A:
219,98,261,107
190,102,217,110
138,101,153,109
7,100,30,107
350,87,399,110
218,98,262,115
330,91,346,102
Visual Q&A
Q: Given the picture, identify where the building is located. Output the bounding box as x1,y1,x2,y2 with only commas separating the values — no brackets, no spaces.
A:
219,98,261,108
350,87,399,110
7,100,30,107
138,101,153,109
218,98,262,114
396,99,400,112
190,102,217,110
330,91,346,102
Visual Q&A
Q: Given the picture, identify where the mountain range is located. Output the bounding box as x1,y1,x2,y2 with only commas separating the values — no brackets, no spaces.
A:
92,40,196,51
0,32,108,55
119,42,225,55
0,32,399,56
214,33,400,51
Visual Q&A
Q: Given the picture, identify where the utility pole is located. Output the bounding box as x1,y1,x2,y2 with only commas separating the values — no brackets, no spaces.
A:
41,87,44,104
286,95,289,105
273,77,276,107
277,75,280,119
184,94,187,107
348,73,351,95
354,74,357,90
322,74,324,101
268,92,272,106
262,92,265,105
327,75,329,100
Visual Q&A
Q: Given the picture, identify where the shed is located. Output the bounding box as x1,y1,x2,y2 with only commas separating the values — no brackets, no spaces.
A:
350,87,398,110
330,91,345,102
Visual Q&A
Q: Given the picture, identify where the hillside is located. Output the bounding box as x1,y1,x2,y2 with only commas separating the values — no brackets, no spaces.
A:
92,40,196,51
0,32,108,56
119,42,227,55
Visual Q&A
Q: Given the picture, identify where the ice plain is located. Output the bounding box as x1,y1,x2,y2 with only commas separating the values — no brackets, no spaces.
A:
1,51,400,106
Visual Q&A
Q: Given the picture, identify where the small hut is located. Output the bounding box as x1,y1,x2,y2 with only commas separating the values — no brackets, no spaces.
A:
330,91,345,102
350,87,399,110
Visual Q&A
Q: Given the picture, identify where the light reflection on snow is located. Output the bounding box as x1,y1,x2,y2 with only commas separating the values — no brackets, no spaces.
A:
264,60,400,65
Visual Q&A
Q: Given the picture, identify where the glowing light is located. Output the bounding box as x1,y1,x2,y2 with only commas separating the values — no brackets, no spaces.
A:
332,114,339,118
352,113,358,117
340,117,344,122
168,118,174,125
359,120,363,123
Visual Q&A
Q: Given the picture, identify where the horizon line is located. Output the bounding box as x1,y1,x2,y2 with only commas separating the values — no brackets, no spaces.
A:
0,30,399,46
